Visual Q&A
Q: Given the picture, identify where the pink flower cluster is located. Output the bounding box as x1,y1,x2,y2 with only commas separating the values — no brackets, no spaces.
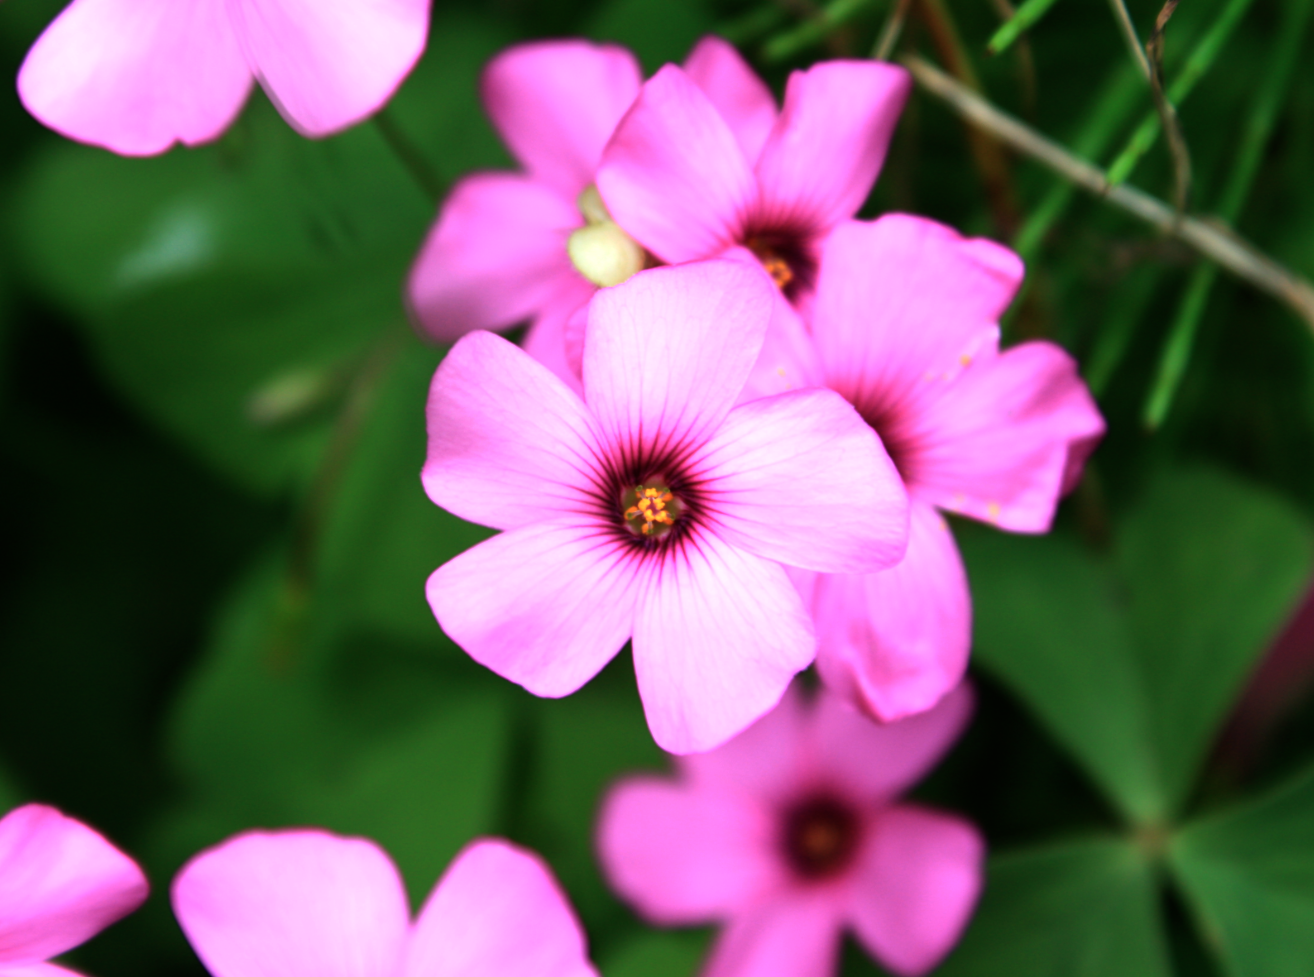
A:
416,37,1103,752
11,16,1105,977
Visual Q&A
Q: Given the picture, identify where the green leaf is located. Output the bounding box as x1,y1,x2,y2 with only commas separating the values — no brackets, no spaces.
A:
599,929,711,977
964,465,1312,824
586,0,714,73
1170,762,1314,977
963,529,1164,824
1119,467,1314,813
164,548,512,906
936,836,1171,977
520,657,667,931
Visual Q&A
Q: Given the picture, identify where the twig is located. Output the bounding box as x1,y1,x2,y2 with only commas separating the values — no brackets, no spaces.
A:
1144,1,1192,212
903,54,1314,331
872,0,913,59
1106,0,1152,80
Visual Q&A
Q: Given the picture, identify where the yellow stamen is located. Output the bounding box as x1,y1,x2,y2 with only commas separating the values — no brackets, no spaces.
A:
622,484,682,538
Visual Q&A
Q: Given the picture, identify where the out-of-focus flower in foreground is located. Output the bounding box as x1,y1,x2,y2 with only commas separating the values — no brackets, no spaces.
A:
18,0,429,155
406,36,774,388
0,803,149,975
421,260,908,754
748,216,1105,724
598,681,982,977
173,830,597,977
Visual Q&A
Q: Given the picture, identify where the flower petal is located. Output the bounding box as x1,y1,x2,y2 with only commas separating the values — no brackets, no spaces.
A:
677,684,810,800
739,287,825,404
0,964,82,977
427,521,641,698
0,805,147,965
810,683,974,806
694,387,907,575
407,174,585,342
231,0,427,136
583,260,772,464
702,895,842,977
812,216,1022,415
404,840,596,977
17,0,251,156
633,530,814,754
682,36,777,163
596,778,780,924
522,283,594,396
583,261,775,464
483,40,643,197
907,342,1106,532
812,502,970,722
753,62,910,235
422,330,601,531
846,806,983,976
596,65,754,263
171,830,408,977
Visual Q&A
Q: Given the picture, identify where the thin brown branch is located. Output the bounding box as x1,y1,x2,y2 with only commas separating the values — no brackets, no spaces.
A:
1144,1,1192,212
903,54,1314,330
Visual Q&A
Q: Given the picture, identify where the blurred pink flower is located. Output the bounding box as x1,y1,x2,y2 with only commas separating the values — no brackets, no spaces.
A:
407,36,774,389
422,260,908,754
598,682,982,977
747,216,1106,723
172,831,597,977
18,0,429,155
0,803,149,975
595,55,909,318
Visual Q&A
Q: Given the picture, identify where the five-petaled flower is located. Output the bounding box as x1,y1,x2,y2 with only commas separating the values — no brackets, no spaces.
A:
0,803,149,975
18,0,429,155
746,216,1105,724
421,260,909,754
407,36,791,389
598,681,983,977
173,830,598,977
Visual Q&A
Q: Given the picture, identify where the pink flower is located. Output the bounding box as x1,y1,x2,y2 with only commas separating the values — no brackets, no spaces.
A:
173,830,596,977
421,260,908,754
747,216,1106,723
594,54,909,318
17,0,429,155
597,682,982,977
407,36,777,388
0,803,149,975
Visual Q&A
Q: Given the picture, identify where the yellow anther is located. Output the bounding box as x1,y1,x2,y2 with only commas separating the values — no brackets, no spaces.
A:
622,484,682,538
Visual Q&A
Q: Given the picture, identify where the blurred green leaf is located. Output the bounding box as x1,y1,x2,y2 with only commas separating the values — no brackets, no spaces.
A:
1120,467,1314,812
521,658,667,930
165,547,512,906
936,836,1171,977
9,7,512,496
965,465,1313,824
586,0,714,73
1171,762,1314,977
0,760,22,812
313,334,492,646
964,530,1163,823
600,929,711,977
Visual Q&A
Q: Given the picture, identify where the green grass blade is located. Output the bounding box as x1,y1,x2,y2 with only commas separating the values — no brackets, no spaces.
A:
1142,0,1313,429
986,0,1063,55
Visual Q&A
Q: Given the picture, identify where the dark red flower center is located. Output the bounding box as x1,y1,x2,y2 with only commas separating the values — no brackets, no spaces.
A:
744,227,816,303
781,795,862,881
855,400,918,484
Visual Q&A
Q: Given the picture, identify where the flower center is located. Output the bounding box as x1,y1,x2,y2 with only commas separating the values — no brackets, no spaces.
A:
621,482,684,538
568,185,647,288
747,237,794,290
781,795,861,881
743,229,815,301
